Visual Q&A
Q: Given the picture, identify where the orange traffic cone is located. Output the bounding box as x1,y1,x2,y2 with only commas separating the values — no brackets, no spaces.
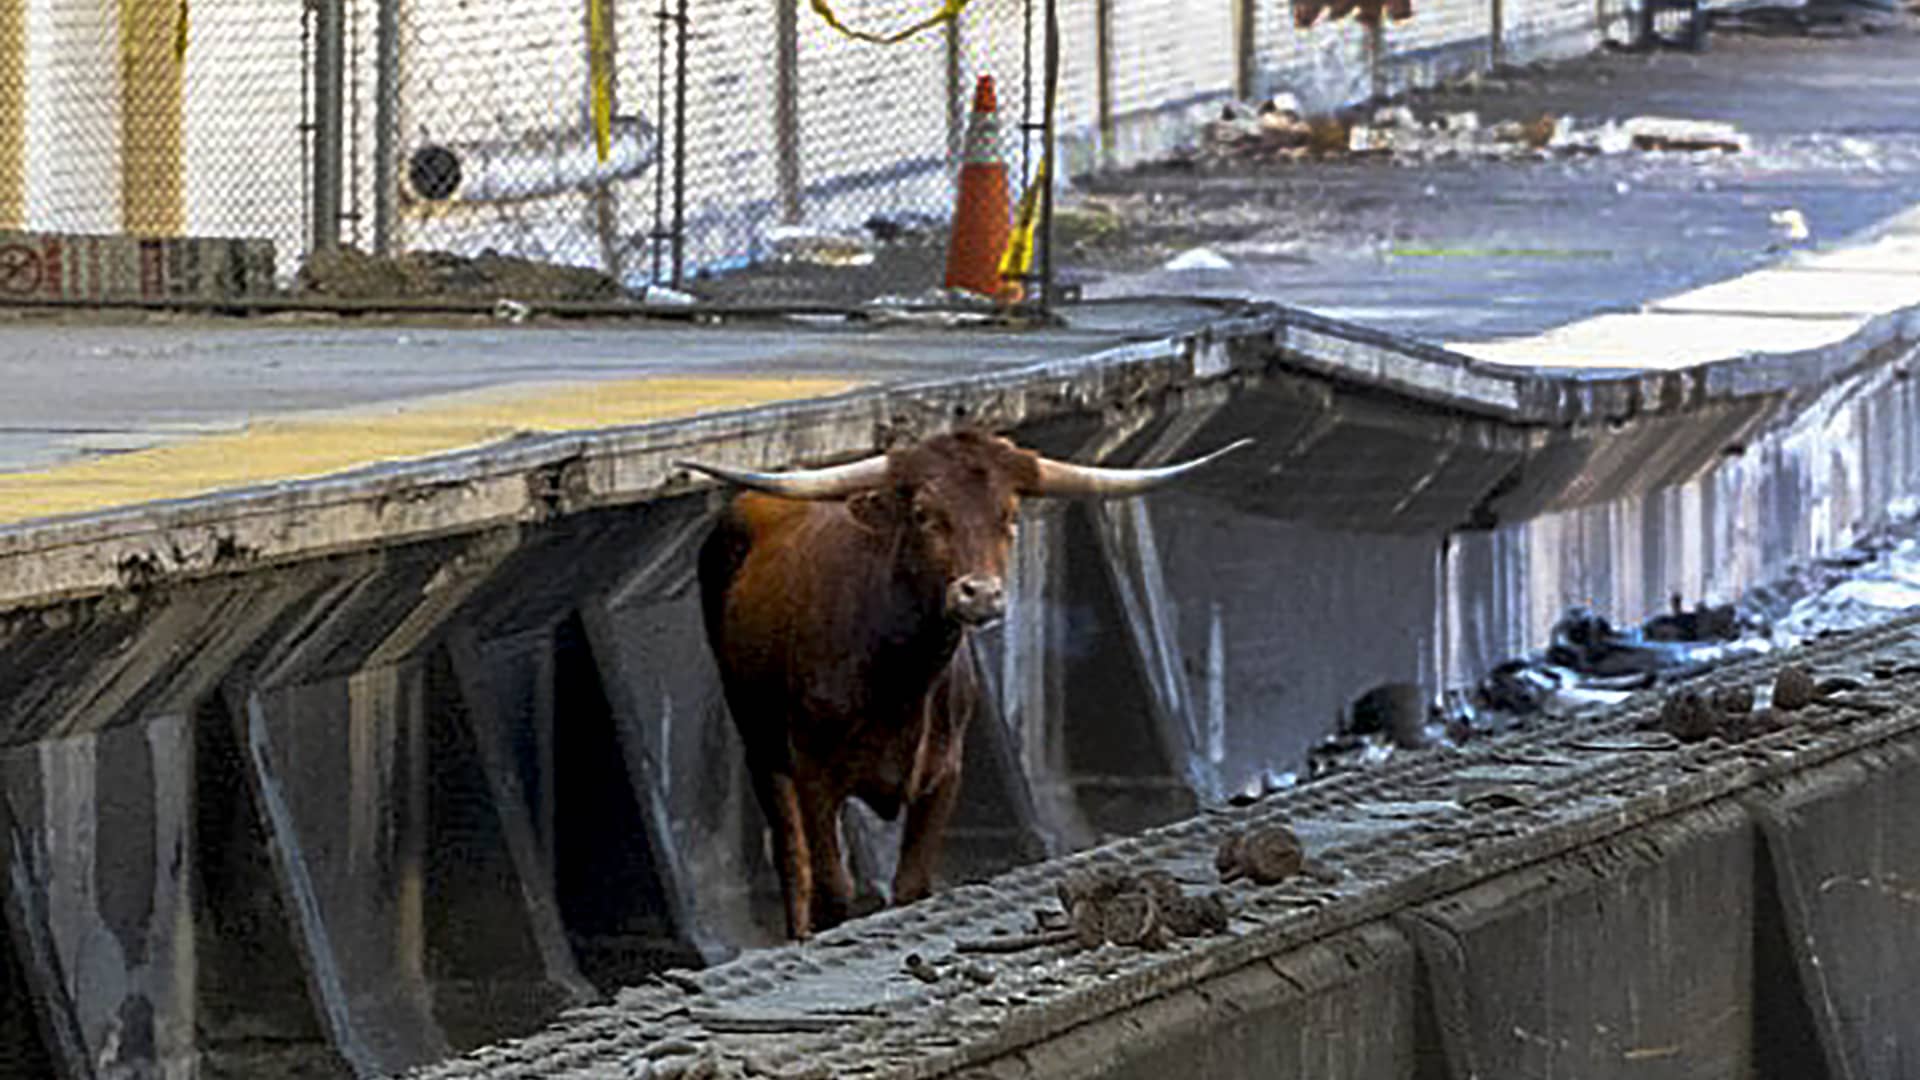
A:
945,75,1013,301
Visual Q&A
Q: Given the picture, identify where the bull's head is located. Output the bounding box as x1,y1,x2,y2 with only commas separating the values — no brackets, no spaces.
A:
679,430,1251,627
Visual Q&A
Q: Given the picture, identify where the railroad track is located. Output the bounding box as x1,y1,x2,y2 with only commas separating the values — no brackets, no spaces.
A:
408,613,1920,1079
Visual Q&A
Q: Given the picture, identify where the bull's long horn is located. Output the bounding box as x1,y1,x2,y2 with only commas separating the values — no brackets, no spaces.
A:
1028,438,1254,498
676,453,891,499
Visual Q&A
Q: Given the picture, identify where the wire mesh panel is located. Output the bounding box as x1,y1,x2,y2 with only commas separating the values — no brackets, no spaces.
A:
685,0,1039,306
371,0,666,283
1,0,307,267
362,0,1045,307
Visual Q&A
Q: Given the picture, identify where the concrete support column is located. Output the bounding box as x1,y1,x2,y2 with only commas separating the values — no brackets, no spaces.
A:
1000,502,1081,847
118,0,184,235
1,717,199,1078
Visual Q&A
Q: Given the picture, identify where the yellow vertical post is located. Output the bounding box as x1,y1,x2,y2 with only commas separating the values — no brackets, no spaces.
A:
119,0,184,234
0,0,24,227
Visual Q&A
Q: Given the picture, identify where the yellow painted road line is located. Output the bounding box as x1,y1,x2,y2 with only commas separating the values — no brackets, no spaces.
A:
0,373,863,525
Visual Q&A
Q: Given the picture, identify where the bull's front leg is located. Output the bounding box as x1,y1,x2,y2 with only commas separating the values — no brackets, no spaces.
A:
892,768,962,905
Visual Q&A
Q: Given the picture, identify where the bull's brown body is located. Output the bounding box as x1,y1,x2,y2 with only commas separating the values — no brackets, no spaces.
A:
697,433,1025,937
688,429,1246,939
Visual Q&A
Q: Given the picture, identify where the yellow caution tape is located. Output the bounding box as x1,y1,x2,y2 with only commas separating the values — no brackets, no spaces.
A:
999,153,1047,282
589,0,612,163
808,0,973,44
173,0,188,62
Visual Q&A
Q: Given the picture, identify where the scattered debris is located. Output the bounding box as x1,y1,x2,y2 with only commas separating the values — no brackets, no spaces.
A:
862,211,946,245
1709,2,1917,37
1620,116,1751,154
1772,663,1819,711
1345,682,1431,749
1216,824,1305,885
1163,246,1234,271
1712,684,1756,717
1644,594,1742,642
764,225,876,268
901,953,941,984
640,283,700,306
1772,207,1812,241
1194,97,1752,167
959,962,997,986
1567,732,1682,752
1049,864,1231,951
686,1011,849,1035
1195,96,1349,164
297,246,626,302
954,928,1077,954
1656,688,1722,742
861,286,1007,326
1425,600,1771,745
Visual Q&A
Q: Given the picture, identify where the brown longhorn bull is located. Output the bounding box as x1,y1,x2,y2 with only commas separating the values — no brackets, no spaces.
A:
682,429,1248,939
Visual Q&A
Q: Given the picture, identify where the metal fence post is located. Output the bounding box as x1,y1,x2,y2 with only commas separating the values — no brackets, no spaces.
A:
373,0,399,255
774,0,801,224
945,18,963,168
671,0,687,284
585,0,623,278
1039,0,1057,311
1093,0,1113,170
311,0,347,252
1233,0,1258,101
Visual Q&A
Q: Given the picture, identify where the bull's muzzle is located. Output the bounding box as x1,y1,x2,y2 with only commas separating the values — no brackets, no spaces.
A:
947,574,1007,626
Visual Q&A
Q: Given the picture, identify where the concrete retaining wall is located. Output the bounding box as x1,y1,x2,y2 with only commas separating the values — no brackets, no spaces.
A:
969,734,1920,1079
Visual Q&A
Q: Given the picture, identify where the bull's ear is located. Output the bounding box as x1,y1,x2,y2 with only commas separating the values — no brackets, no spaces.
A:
846,490,895,532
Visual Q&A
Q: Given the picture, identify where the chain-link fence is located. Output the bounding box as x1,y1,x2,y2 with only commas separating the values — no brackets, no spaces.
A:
0,0,309,275
358,0,1050,309
3,0,1657,311
0,0,1052,308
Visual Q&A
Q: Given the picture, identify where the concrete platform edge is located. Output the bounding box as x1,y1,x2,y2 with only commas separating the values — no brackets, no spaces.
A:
0,296,1914,615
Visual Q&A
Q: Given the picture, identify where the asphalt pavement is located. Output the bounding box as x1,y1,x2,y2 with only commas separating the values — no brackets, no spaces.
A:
1076,18,1920,343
